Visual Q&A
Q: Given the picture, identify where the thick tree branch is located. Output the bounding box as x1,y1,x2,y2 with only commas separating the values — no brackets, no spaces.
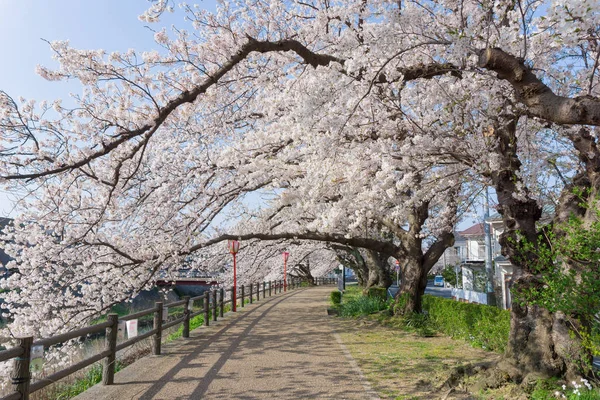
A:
422,231,455,272
478,48,600,125
189,231,401,258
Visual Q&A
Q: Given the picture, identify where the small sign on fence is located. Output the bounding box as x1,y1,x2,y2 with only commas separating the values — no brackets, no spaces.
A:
163,306,168,321
30,345,44,372
126,319,138,338
117,320,126,340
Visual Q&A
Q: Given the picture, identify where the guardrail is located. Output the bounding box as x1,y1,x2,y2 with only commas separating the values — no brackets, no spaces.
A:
0,277,335,400
451,288,488,305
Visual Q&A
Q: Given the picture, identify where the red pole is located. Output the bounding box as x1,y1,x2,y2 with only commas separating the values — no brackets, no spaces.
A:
233,253,237,312
282,251,289,292
284,258,287,292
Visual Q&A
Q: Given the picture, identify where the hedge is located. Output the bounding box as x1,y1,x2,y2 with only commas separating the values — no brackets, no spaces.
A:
422,295,510,353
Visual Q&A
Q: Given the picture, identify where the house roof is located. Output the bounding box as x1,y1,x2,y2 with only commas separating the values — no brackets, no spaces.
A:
458,223,484,237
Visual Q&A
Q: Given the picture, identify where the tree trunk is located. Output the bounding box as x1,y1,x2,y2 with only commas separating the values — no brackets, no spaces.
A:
488,118,592,383
334,246,369,287
289,262,315,285
364,249,392,289
396,253,428,314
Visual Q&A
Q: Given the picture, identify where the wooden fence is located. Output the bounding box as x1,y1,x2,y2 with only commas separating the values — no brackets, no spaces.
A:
0,277,335,400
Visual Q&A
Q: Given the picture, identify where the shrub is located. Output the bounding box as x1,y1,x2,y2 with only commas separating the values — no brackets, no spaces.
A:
330,291,342,305
422,295,510,353
402,312,436,337
365,287,387,301
339,296,388,317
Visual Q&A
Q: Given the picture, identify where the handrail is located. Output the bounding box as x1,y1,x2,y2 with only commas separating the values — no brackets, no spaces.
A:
0,346,24,363
29,349,111,393
33,321,111,348
0,277,334,399
120,306,158,321
115,328,157,352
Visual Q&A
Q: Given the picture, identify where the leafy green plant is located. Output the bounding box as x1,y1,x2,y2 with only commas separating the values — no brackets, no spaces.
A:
402,312,436,337
53,361,124,399
512,206,600,361
365,287,387,301
330,291,342,305
339,295,388,317
441,264,461,288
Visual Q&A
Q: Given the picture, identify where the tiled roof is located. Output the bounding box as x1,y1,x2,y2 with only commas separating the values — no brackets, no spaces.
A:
458,223,484,236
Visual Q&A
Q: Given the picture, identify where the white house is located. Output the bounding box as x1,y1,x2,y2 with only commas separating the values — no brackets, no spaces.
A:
433,220,513,309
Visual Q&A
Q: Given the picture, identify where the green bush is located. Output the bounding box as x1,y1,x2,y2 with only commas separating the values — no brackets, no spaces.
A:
365,287,387,301
330,291,342,305
339,296,388,317
422,295,510,353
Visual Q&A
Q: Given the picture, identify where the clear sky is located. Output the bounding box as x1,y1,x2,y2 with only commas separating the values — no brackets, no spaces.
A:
0,0,217,216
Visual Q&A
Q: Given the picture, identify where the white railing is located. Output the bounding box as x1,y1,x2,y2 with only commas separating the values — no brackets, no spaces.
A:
451,288,488,305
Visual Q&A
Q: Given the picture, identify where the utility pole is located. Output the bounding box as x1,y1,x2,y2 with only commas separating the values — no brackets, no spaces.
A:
484,187,496,306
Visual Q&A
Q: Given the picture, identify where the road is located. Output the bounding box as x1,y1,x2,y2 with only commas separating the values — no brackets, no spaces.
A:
424,283,453,299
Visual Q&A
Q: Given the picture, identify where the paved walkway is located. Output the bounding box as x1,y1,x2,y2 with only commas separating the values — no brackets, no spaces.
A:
74,287,378,400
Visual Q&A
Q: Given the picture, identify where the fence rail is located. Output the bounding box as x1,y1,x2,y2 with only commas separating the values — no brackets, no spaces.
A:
0,277,335,400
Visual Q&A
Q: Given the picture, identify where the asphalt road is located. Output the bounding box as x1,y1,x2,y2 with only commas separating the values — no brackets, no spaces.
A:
423,284,453,299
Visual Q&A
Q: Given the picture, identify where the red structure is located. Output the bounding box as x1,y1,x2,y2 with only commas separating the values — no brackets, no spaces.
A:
228,240,240,311
283,251,290,292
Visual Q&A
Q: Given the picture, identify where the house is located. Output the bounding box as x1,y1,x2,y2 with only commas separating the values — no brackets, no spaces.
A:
430,232,467,273
456,223,489,293
0,217,13,277
433,220,509,307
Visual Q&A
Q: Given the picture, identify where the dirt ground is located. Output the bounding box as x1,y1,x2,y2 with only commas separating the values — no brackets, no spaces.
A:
332,317,505,400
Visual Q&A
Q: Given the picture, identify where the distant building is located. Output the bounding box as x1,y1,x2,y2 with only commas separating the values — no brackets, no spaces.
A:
432,220,509,308
0,218,13,276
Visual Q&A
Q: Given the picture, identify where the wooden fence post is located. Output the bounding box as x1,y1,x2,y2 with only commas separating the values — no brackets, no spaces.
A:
103,313,118,385
256,282,259,301
269,281,272,296
263,281,266,298
280,280,283,293
153,302,163,356
241,284,245,307
219,288,224,318
249,283,253,304
183,296,191,338
212,289,217,322
203,291,210,327
11,336,32,400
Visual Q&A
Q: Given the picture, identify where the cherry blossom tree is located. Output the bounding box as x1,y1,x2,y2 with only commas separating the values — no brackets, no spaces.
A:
1,0,600,385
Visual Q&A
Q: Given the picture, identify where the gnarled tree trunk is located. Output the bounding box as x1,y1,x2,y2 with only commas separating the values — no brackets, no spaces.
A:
364,249,392,289
390,200,456,315
489,118,593,383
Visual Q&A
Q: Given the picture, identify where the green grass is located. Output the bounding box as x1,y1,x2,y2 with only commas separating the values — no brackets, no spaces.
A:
52,362,124,399
334,317,496,399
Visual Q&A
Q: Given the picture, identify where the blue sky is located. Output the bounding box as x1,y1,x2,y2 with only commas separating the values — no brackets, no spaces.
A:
0,0,217,215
